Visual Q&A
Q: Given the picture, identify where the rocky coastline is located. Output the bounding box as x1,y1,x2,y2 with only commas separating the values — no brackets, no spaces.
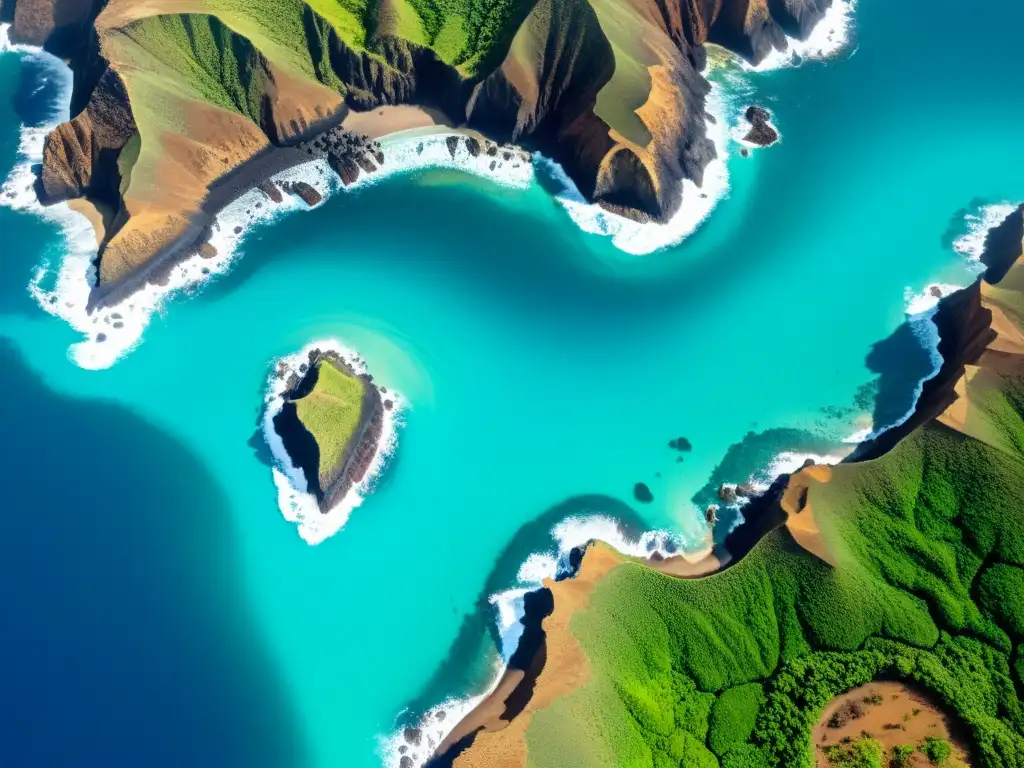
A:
1,0,843,310
272,347,393,514
411,203,1024,767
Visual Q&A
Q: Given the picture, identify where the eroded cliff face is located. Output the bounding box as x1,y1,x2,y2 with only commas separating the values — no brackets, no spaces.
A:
6,0,834,298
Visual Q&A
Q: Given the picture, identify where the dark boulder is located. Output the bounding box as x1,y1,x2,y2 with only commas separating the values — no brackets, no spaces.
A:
633,483,654,503
668,437,692,451
743,105,780,147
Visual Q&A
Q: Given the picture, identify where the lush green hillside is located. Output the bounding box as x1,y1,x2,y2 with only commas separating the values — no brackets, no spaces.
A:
523,392,1024,768
449,250,1024,768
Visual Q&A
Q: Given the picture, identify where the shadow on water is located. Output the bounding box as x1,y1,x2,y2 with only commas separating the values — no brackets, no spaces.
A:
196,174,757,331
398,494,647,724
864,316,937,433
0,338,310,768
0,54,69,319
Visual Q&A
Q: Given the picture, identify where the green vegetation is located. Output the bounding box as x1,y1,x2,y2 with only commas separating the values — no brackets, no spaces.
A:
294,360,366,486
822,737,884,767
523,350,1024,767
708,684,764,756
979,564,1024,639
919,737,953,765
889,744,915,768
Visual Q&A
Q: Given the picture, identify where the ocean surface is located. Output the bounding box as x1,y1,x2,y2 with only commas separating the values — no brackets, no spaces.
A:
1,0,1023,765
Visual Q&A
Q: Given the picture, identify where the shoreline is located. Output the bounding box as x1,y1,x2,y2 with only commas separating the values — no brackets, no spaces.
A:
262,339,404,545
742,0,859,73
387,200,1024,767
3,36,744,369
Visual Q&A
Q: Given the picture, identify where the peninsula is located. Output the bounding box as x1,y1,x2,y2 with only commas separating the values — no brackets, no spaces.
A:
1,0,838,305
412,204,1024,767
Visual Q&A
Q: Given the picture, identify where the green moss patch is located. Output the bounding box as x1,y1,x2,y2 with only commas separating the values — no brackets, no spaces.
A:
294,360,366,487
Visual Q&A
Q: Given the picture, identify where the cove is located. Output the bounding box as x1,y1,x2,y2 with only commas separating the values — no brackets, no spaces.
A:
1,0,1023,766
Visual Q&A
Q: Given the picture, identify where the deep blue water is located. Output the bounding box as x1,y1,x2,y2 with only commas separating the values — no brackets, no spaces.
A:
1,1,1023,766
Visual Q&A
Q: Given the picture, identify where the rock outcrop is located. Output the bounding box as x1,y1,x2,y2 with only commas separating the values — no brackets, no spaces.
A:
743,104,780,146
272,349,386,512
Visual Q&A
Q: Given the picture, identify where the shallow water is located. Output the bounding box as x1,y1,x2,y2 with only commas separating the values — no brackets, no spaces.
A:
1,1,1023,766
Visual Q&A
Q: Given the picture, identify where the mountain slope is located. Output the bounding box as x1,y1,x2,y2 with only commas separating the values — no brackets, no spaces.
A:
425,208,1024,767
2,0,834,298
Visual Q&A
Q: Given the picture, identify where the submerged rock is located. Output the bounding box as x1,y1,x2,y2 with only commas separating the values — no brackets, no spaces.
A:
634,483,654,503
280,181,323,206
669,437,693,451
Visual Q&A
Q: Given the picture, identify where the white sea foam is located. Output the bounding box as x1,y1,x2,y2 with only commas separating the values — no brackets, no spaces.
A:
745,0,859,73
7,122,533,368
262,338,404,545
381,512,702,768
748,449,851,492
539,81,732,256
903,282,964,316
0,22,30,53
953,202,1021,262
842,421,874,444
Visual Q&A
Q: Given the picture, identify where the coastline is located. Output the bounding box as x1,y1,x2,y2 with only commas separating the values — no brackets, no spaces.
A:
262,339,404,545
742,0,859,73
391,199,1024,767
4,27,759,370
1,9,856,371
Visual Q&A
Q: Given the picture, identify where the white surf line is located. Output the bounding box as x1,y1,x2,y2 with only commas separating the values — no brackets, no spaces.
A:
744,0,859,73
379,511,702,768
262,338,405,545
539,78,732,256
883,200,1024,437
953,202,1022,263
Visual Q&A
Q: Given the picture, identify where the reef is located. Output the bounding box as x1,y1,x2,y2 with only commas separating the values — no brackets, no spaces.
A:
418,206,1024,767
0,0,838,305
272,348,386,513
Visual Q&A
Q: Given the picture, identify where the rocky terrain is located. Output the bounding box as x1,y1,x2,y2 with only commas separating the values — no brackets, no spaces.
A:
1,0,836,302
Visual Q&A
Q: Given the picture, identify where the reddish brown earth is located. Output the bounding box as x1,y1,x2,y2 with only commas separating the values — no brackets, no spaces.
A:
814,682,971,767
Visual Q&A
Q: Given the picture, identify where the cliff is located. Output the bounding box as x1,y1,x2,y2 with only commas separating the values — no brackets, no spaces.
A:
416,206,1024,767
3,0,836,303
272,348,387,513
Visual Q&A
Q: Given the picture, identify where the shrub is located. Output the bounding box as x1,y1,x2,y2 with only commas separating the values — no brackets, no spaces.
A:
822,737,884,767
918,736,952,765
708,683,765,756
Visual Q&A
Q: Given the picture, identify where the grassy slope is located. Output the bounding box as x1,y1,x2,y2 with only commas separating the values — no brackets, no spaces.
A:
522,290,1024,766
294,361,366,487
102,0,539,251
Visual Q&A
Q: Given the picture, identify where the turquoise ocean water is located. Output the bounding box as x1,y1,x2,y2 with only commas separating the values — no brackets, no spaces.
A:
1,0,1023,765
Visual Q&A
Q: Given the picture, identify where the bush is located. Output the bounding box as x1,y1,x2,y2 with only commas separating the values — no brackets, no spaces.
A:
889,744,914,768
978,564,1024,638
822,737,884,767
918,736,951,764
708,683,764,756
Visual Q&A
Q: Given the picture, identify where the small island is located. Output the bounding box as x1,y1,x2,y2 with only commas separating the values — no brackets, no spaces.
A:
269,345,397,520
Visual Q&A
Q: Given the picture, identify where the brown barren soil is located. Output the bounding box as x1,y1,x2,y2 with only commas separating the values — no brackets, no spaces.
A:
814,682,971,767
341,105,452,139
